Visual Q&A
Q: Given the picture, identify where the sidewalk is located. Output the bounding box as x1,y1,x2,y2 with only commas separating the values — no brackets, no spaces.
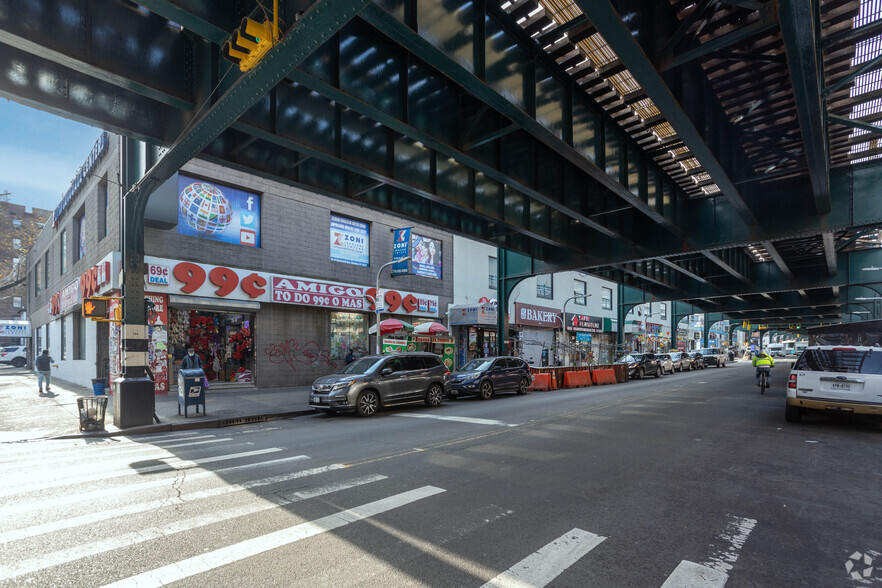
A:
0,366,315,442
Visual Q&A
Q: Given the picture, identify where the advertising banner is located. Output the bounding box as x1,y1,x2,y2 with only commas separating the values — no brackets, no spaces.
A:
411,233,442,279
576,332,593,342
448,305,497,326
330,214,370,267
391,228,411,276
146,293,169,395
177,174,261,247
0,321,31,338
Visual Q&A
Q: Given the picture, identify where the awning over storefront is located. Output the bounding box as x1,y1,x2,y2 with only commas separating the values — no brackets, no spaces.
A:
448,304,497,326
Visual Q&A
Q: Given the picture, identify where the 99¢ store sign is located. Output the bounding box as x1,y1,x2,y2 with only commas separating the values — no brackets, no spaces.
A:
144,257,438,317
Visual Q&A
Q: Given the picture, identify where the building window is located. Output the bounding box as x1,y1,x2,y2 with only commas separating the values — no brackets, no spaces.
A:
76,213,86,260
12,218,21,227
489,257,497,290
73,314,85,360
537,274,553,299
60,230,68,275
45,323,50,355
12,238,21,250
43,251,49,284
330,312,367,360
602,287,612,310
99,179,109,239
660,303,667,320
12,296,21,308
60,317,67,360
35,261,41,293
573,280,587,306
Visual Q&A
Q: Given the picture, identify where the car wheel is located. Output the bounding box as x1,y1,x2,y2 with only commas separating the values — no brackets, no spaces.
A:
11,357,25,368
517,377,530,395
355,390,380,417
655,366,662,378
425,383,444,407
785,404,802,423
637,367,645,380
478,380,494,400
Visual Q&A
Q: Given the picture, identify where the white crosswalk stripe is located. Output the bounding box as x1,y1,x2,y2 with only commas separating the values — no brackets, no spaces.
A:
101,486,447,588
395,413,519,426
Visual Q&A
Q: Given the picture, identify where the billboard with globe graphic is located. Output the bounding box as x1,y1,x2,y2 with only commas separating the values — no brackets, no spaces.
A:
177,175,261,247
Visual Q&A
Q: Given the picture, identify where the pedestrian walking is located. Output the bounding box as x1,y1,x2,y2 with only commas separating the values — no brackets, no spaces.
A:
345,349,354,364
35,349,54,393
180,347,202,370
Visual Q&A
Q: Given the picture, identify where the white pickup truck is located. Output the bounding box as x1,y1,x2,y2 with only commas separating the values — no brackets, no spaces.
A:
786,345,882,422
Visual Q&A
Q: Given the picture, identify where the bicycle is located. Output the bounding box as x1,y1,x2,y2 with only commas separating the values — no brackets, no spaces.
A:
757,366,771,394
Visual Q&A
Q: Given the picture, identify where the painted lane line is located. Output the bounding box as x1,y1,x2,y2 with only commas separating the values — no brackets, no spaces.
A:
704,515,757,573
0,455,309,519
0,474,387,581
0,433,215,460
0,459,339,543
395,414,518,427
660,560,728,587
0,447,282,499
0,438,234,470
101,486,446,588
480,528,607,588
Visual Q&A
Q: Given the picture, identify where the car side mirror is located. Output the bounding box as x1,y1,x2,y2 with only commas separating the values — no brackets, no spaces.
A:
381,368,393,376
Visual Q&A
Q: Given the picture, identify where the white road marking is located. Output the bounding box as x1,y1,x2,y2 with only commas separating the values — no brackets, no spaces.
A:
0,474,387,581
0,455,309,518
395,413,518,427
704,516,757,573
0,437,232,470
661,560,728,587
480,528,606,588
0,459,338,543
101,486,446,588
0,447,282,498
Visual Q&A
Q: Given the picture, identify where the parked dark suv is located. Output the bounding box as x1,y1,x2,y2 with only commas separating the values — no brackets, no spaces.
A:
615,352,663,379
688,352,706,370
309,352,449,417
449,356,532,400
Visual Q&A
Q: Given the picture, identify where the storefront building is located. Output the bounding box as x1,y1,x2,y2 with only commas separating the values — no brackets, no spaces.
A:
27,135,454,391
514,302,562,366
448,304,498,368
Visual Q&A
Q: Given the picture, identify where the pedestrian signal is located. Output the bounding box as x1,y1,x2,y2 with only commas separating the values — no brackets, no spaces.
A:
83,298,108,319
222,18,274,72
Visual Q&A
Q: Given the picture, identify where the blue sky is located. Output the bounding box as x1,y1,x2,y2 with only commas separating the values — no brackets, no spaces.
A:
0,100,103,213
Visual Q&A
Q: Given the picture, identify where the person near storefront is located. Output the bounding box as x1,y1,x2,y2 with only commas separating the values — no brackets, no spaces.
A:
345,349,355,364
35,349,54,393
181,347,203,370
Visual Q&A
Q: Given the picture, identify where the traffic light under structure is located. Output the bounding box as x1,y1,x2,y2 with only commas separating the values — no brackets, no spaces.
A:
223,18,274,72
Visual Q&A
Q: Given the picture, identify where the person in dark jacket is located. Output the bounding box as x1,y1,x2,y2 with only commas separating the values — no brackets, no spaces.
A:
180,347,202,370
35,349,54,393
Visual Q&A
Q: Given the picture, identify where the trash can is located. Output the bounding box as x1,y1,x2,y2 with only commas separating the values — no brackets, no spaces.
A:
77,396,108,432
178,368,206,417
91,378,107,395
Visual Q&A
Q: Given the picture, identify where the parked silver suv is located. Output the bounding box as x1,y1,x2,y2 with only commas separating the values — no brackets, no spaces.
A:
310,352,450,417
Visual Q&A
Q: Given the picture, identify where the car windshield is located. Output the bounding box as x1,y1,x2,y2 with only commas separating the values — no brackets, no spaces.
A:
337,357,382,375
659,354,670,359
616,354,642,363
699,349,715,355
794,348,882,374
461,359,494,371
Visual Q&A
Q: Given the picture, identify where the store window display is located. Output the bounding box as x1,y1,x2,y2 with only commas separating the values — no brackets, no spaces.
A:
330,312,367,360
168,309,255,385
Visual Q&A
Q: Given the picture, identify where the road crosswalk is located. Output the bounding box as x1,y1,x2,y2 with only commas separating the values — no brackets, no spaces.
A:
0,430,756,587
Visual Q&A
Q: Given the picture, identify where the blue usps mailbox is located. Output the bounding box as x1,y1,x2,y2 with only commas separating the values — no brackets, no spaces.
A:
178,368,206,417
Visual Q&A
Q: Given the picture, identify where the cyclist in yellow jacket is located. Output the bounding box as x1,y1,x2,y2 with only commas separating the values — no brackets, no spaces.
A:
752,351,775,386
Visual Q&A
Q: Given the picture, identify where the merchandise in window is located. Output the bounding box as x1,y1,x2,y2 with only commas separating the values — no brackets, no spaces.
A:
168,309,255,384
331,312,367,361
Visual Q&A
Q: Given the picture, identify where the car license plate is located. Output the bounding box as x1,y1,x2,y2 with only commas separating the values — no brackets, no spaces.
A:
830,382,851,391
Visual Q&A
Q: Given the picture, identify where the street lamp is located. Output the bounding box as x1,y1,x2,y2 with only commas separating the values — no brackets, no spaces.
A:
374,256,411,354
561,293,591,365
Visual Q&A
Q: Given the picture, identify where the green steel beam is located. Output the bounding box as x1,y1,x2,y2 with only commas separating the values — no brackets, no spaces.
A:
828,114,882,138
760,241,794,280
779,0,830,214
825,53,882,98
823,16,882,48
822,231,837,276
702,251,750,283
575,0,758,228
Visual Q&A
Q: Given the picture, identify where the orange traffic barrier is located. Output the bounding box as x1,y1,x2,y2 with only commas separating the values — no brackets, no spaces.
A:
563,370,592,388
528,373,553,391
591,368,617,386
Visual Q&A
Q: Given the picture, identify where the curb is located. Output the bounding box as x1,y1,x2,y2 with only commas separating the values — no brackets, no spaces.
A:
49,408,319,440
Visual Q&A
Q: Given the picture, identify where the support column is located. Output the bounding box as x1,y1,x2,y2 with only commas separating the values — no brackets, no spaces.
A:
616,284,625,347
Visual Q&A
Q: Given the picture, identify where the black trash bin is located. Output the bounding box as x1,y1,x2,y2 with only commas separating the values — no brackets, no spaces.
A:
178,368,206,417
77,396,108,432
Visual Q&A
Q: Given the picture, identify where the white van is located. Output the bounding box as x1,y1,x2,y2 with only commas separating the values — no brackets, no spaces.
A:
766,343,784,357
785,346,882,422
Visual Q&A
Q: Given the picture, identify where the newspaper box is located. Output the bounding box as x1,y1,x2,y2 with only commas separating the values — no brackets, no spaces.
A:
177,368,206,417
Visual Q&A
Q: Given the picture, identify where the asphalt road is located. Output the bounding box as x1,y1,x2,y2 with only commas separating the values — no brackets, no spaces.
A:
1,360,880,587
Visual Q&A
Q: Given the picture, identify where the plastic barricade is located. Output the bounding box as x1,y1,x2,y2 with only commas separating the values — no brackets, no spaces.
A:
178,368,206,417
563,370,592,388
528,373,553,391
591,368,618,386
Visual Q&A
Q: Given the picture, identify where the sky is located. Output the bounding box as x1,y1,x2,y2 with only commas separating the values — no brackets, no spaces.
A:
0,99,104,214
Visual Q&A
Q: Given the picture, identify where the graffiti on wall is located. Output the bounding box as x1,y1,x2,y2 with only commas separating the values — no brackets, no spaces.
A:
264,339,337,372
